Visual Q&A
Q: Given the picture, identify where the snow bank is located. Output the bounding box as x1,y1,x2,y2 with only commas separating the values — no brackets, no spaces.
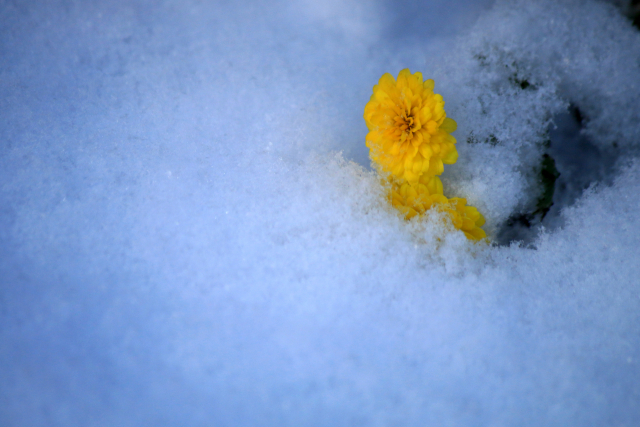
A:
1,0,639,426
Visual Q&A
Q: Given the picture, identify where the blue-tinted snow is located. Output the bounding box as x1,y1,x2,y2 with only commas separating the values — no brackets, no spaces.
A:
1,0,639,426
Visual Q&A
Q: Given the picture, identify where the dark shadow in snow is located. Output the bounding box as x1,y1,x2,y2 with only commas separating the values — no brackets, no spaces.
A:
495,105,620,247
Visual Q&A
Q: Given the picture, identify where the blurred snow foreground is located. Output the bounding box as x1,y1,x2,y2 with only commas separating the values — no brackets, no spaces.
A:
1,0,640,425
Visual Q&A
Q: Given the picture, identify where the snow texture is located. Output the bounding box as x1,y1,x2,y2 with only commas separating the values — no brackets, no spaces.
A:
1,0,639,426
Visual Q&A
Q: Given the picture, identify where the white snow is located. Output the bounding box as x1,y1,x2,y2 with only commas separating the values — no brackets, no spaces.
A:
1,0,639,426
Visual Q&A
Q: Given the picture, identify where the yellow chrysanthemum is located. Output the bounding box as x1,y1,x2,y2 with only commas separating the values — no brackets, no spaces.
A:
364,69,458,184
389,175,487,241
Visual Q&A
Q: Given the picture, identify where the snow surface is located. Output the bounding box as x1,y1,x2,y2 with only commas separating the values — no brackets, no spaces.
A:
1,0,640,426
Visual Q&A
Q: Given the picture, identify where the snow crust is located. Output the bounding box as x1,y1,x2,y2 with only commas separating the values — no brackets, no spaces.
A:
1,0,639,425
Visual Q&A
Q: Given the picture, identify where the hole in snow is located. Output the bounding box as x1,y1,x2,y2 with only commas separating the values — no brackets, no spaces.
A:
495,105,620,247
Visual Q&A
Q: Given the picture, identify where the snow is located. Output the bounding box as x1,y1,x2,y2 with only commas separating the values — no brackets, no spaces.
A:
1,0,639,426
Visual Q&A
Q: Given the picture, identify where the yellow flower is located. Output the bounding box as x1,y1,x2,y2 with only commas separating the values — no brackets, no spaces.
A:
389,175,487,241
364,69,458,184
364,69,487,241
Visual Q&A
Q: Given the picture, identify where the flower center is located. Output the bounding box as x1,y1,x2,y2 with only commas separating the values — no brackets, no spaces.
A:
395,112,416,137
